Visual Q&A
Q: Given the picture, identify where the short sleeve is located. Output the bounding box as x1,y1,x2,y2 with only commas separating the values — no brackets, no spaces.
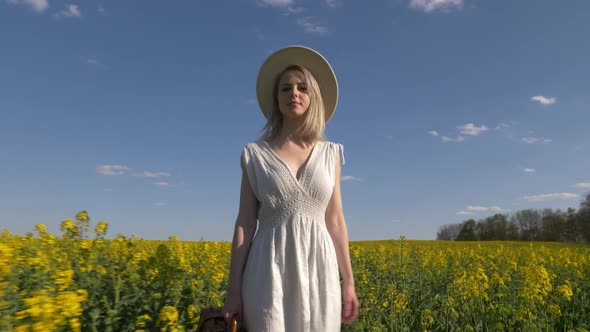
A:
240,145,249,171
240,144,258,198
327,142,345,186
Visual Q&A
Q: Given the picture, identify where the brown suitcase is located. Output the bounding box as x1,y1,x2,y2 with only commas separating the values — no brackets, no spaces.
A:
197,307,247,332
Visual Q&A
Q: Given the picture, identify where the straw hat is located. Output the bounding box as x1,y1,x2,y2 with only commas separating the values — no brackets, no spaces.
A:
256,45,338,122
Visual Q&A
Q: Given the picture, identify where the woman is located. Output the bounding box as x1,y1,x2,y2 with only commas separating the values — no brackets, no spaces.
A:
222,45,359,331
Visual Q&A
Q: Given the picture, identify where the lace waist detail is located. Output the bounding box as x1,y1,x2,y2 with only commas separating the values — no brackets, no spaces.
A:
258,193,326,228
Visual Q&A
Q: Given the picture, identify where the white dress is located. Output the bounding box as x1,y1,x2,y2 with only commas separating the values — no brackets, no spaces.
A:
240,139,346,332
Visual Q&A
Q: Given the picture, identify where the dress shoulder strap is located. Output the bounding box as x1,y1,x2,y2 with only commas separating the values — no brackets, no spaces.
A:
338,143,345,166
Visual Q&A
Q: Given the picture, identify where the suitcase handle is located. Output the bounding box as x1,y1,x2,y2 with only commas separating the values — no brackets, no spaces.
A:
230,317,237,332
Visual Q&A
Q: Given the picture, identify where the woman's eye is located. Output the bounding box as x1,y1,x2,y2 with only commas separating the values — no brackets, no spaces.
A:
299,86,307,91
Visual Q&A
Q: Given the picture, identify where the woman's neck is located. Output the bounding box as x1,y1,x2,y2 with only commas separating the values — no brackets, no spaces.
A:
275,120,308,145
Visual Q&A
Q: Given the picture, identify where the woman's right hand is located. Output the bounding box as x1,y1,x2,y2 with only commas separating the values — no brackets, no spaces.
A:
222,293,243,326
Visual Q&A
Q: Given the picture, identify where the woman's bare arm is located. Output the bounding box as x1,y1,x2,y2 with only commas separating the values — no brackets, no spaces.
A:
226,168,259,296
325,153,354,287
325,152,359,323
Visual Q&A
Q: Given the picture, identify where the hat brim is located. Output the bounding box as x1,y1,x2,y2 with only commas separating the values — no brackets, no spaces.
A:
256,45,338,123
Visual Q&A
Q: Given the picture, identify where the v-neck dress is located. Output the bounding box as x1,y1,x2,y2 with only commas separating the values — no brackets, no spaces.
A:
239,139,346,332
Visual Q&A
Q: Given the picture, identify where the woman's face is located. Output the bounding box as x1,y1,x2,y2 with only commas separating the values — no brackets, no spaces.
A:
276,69,311,120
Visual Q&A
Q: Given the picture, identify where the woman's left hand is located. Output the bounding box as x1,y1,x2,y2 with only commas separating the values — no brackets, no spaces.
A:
341,283,359,324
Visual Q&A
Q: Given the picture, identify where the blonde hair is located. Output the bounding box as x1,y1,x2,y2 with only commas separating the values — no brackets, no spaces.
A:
258,65,327,145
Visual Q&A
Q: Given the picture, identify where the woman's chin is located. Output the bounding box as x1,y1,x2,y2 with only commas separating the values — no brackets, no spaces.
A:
284,113,307,121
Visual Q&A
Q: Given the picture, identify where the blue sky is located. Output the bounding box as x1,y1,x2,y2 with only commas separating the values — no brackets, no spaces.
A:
1,0,589,241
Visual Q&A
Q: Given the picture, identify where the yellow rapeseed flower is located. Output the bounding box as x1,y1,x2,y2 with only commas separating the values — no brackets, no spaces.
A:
557,284,573,301
14,325,30,332
547,304,561,315
60,219,74,232
54,269,74,291
420,309,435,329
94,221,108,236
69,318,81,332
158,306,179,330
136,314,152,328
75,211,89,221
34,224,47,233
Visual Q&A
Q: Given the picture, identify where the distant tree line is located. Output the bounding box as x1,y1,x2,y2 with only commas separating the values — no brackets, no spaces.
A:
437,192,590,242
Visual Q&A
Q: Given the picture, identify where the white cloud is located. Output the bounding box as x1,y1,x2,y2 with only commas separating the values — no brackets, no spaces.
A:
531,95,557,106
342,175,363,182
287,6,304,13
465,205,505,212
82,56,109,68
258,0,295,7
97,164,129,176
522,137,552,144
154,182,170,187
524,168,536,173
297,17,328,36
523,192,580,202
409,0,463,13
575,182,590,188
457,205,505,216
55,3,81,18
6,0,48,12
441,135,464,143
86,58,102,66
258,0,304,15
435,122,489,143
458,123,489,136
97,5,105,14
495,123,511,131
133,171,171,178
325,0,337,8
